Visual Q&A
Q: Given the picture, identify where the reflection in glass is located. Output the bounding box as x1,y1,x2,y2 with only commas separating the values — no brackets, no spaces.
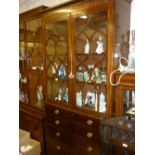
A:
123,90,135,115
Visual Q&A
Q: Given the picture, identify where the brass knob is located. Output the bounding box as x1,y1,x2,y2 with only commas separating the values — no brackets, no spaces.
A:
86,119,93,126
87,146,93,152
86,132,93,138
55,120,60,125
56,132,61,137
54,109,60,115
56,145,61,150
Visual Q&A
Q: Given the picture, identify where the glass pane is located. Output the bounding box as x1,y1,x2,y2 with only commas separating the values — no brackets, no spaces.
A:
75,11,107,112
26,18,44,108
113,0,135,72
46,20,68,104
123,90,135,115
19,22,29,104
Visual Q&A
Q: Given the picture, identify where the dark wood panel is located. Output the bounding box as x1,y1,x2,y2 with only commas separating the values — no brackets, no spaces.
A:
19,105,46,155
46,135,72,155
73,122,101,143
72,135,102,155
46,104,72,119
46,122,72,144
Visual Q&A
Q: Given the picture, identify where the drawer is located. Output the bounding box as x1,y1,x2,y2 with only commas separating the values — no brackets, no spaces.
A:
73,123,101,143
46,122,72,144
46,136,72,155
72,135,102,155
46,104,71,119
46,114,72,131
72,113,100,128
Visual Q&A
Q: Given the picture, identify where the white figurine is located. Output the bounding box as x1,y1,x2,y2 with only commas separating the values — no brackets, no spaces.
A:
37,85,43,105
58,88,62,101
95,36,104,54
84,39,90,54
20,47,25,59
76,91,82,107
99,92,106,112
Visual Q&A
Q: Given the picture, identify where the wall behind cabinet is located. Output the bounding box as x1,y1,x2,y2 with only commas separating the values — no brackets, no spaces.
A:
19,0,74,13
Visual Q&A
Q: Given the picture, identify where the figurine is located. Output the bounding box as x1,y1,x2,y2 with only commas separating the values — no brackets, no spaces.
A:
91,67,102,84
83,71,89,82
84,39,90,54
36,85,43,107
63,88,68,102
51,65,56,74
85,91,95,108
76,91,82,107
58,88,62,101
58,64,66,79
101,72,106,82
20,47,25,59
76,67,84,81
95,36,104,54
99,92,106,112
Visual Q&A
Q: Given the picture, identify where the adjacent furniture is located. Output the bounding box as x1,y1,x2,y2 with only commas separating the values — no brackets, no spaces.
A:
100,116,135,155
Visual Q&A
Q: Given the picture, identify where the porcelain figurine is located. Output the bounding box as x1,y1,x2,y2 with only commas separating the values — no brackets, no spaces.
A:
76,67,84,81
83,71,89,82
63,88,68,102
91,67,102,84
20,47,25,59
84,39,90,54
76,91,82,107
95,36,104,54
99,92,106,112
85,91,95,108
58,88,63,101
51,65,56,74
101,72,106,82
58,64,66,79
36,85,43,107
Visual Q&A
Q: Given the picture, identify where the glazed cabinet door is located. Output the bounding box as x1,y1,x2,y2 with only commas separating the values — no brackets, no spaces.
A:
19,17,44,108
71,5,114,116
25,17,44,109
19,22,29,104
43,14,72,107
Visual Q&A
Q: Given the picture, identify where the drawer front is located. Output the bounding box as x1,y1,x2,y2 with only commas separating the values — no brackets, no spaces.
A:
46,104,71,119
72,113,100,128
46,114,72,131
46,122,72,144
46,137,72,155
72,135,102,155
73,123,101,143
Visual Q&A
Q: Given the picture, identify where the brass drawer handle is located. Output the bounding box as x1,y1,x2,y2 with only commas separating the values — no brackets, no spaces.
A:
87,146,93,152
56,145,61,150
86,119,93,126
86,132,93,138
54,109,60,115
56,132,61,137
55,120,60,125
